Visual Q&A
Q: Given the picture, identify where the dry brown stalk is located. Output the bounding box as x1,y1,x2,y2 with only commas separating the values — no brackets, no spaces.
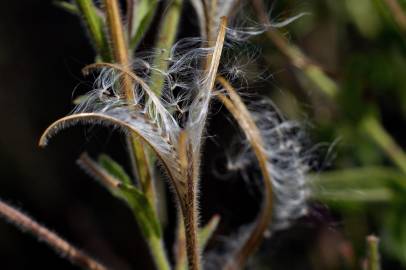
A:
103,0,155,204
0,200,109,270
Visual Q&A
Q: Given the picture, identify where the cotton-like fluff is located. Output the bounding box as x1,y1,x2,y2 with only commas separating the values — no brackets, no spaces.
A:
40,19,228,213
227,98,311,229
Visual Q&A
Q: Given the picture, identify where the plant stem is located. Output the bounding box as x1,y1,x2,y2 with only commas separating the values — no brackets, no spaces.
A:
150,0,183,96
147,234,172,270
75,0,110,60
104,0,156,204
177,18,227,269
103,1,170,269
104,0,132,88
367,235,381,270
177,131,201,270
0,200,109,270
175,214,220,270
174,213,187,270
182,190,200,270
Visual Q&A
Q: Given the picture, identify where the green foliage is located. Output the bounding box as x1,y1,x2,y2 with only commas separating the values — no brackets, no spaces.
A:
98,154,132,185
97,154,161,238
313,166,406,265
198,215,220,249
8,0,406,269
129,0,159,49
382,205,406,265
74,0,110,60
116,182,162,238
54,1,79,14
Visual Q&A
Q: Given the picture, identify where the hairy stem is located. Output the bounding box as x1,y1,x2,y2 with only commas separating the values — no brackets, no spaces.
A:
175,214,221,270
175,17,227,270
177,131,201,270
183,198,200,270
0,200,109,270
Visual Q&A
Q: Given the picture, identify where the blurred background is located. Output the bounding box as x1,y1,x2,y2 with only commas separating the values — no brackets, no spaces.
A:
1,0,406,269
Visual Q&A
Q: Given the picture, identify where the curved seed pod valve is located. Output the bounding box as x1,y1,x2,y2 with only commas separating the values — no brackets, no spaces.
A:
39,17,228,270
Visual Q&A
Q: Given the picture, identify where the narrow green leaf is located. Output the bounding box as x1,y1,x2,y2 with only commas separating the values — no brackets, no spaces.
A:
98,154,132,185
118,183,162,238
199,214,220,249
311,166,406,191
310,167,406,208
130,0,159,49
77,153,161,238
383,206,406,266
315,189,393,203
54,1,79,14
72,94,88,105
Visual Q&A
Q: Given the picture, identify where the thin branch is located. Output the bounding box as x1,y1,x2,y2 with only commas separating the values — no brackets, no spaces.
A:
176,16,227,270
0,200,109,270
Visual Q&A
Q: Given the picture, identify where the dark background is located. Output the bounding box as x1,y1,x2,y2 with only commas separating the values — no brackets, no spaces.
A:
2,0,406,270
0,1,283,269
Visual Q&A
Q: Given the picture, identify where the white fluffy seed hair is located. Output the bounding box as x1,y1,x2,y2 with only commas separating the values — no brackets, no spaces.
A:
203,98,312,269
65,7,312,229
250,99,310,229
217,99,309,220
40,21,228,207
190,0,309,43
187,0,313,230
41,5,313,259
